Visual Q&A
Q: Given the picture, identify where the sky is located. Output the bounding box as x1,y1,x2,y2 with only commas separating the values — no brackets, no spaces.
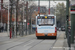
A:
1,0,66,9
35,1,66,7
2,0,66,6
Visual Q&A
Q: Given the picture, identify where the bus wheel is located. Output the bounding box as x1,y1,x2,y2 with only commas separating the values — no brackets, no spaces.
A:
54,36,57,39
37,37,40,39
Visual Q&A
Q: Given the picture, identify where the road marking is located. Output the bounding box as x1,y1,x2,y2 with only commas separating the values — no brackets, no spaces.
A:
52,47,74,50
24,40,35,47
24,46,32,50
23,40,36,50
53,47,65,48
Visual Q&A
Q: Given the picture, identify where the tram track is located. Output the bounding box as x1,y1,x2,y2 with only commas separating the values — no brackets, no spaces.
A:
6,38,37,50
27,37,59,50
28,33,61,50
7,33,61,50
0,31,61,50
6,39,45,50
28,39,45,50
0,34,35,45
6,37,45,50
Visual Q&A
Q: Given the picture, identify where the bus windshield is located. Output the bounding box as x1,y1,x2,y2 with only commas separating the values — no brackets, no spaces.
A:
37,17,55,26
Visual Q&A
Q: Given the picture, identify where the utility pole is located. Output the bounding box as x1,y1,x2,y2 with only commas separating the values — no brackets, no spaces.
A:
8,0,9,36
49,0,50,14
26,2,28,35
71,2,75,43
21,4,23,36
14,8,16,37
13,0,16,37
38,0,40,16
10,0,13,38
29,8,32,33
16,0,19,37
66,0,69,38
1,0,3,26
22,3,24,36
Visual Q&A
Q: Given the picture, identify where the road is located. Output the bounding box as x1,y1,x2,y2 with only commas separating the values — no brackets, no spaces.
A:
0,31,64,50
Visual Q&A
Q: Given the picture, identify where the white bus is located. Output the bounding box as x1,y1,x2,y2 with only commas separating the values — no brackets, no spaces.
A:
36,15,57,39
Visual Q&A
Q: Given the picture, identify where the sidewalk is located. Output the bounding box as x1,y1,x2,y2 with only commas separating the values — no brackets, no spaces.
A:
52,32,74,50
52,32,66,50
0,32,10,42
0,32,8,37
71,40,75,50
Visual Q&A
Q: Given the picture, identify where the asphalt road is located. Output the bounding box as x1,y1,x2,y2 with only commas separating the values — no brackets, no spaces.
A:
0,31,64,50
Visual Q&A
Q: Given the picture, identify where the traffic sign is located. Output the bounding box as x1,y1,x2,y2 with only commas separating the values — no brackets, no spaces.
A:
70,8,75,14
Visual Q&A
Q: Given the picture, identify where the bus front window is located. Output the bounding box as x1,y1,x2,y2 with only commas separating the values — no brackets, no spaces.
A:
37,17,54,26
41,19,45,24
48,19,54,24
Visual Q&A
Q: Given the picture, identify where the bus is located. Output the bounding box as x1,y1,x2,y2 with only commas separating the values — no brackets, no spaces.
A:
36,15,57,39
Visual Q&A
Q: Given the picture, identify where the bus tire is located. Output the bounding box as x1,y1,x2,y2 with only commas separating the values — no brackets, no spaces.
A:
37,37,40,39
54,36,57,39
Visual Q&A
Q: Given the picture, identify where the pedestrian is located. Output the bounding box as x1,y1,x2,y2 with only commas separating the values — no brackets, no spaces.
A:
0,27,1,32
12,26,14,37
1,26,2,32
2,26,4,32
0,23,3,32
17,26,18,32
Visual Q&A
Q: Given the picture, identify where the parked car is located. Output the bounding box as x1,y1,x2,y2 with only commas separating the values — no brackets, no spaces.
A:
61,26,65,31
57,27,59,30
59,28,61,31
32,24,36,31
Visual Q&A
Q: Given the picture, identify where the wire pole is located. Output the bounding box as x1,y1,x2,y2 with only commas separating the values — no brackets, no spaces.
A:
29,7,32,34
21,5,23,36
22,4,24,35
38,0,40,16
49,0,50,14
8,0,9,36
16,0,19,37
1,9,2,24
14,8,16,37
1,0,3,26
10,0,13,39
26,2,28,35
14,0,16,37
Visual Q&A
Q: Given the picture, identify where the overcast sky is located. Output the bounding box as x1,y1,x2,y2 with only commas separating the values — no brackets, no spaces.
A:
1,0,66,8
35,1,66,7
